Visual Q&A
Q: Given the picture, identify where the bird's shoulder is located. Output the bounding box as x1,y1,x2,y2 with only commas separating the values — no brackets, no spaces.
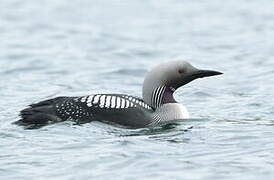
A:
71,94,153,111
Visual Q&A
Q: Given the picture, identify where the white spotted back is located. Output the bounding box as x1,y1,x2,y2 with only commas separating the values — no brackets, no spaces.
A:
78,94,152,110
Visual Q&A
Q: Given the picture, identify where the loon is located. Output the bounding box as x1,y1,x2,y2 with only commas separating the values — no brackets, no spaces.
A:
15,61,222,129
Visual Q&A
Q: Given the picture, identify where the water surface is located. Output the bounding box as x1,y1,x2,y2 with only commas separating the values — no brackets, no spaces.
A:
1,0,274,179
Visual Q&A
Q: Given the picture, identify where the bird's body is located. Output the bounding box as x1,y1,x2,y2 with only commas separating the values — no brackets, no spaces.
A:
15,61,222,129
18,94,188,128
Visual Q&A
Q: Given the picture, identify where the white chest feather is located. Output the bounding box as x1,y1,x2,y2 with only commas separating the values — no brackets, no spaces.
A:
171,103,190,119
150,103,189,126
157,103,189,119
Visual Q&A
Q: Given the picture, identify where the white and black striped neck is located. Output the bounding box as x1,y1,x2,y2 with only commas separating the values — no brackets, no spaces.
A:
150,85,176,109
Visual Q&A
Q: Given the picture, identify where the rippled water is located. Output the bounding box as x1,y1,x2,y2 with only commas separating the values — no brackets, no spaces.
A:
1,0,274,179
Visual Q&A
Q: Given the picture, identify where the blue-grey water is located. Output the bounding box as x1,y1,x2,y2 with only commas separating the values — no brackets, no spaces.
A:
1,0,274,179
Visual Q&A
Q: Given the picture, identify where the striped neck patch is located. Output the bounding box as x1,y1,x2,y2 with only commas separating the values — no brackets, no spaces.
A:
151,85,166,109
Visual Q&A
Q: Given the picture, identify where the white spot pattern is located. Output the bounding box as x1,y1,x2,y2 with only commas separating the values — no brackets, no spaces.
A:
79,94,152,110
111,96,116,108
93,95,100,104
120,98,125,108
105,96,111,108
116,97,121,108
87,96,93,103
81,96,87,103
56,100,92,121
125,100,129,108
99,95,106,108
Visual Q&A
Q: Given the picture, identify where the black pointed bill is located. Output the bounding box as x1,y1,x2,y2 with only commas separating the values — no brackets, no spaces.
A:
174,67,223,89
193,69,223,78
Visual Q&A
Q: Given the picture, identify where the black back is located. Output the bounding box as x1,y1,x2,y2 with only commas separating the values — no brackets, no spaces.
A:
16,94,154,129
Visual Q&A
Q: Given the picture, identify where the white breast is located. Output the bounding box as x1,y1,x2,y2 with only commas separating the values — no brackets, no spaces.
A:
163,103,190,119
149,103,189,127
174,104,189,119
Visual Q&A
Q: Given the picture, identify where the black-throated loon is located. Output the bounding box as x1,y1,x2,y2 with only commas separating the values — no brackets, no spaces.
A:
15,61,222,129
